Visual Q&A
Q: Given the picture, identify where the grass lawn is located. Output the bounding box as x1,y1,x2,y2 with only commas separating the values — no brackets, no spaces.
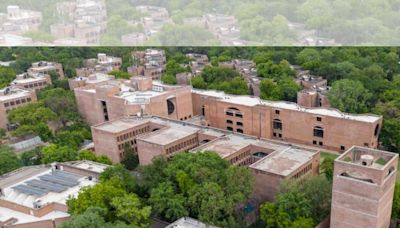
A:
320,151,339,162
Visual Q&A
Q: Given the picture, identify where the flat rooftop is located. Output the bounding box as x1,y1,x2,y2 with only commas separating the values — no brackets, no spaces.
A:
93,118,151,133
250,147,318,176
0,206,69,225
0,87,33,101
0,161,108,226
192,89,381,123
12,73,47,84
138,123,199,146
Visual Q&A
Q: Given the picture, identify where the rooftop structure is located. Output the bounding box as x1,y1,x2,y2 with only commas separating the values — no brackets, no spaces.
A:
10,72,52,92
0,161,109,227
0,5,42,35
330,146,398,228
186,53,209,75
74,76,193,126
135,5,172,37
68,72,114,90
0,86,37,129
79,53,122,74
92,115,319,202
294,67,331,108
29,61,65,80
166,217,219,228
52,0,107,45
192,88,382,152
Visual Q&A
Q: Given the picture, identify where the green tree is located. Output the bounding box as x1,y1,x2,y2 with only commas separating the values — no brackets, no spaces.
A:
260,176,332,227
279,78,301,102
112,194,151,228
39,88,79,125
60,207,130,228
259,79,283,100
161,74,177,85
42,144,78,164
0,146,21,175
392,183,400,219
320,157,334,182
380,119,400,153
191,76,207,89
20,147,43,166
0,66,16,88
100,165,137,193
78,150,98,161
328,79,372,113
108,70,131,79
141,152,253,227
165,60,189,75
121,143,139,170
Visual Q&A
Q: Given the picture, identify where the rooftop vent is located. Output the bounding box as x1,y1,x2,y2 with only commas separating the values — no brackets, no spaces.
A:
360,154,374,166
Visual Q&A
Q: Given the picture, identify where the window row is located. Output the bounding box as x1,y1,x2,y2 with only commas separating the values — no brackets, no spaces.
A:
179,115,192,121
116,126,150,142
313,140,323,146
118,143,137,152
293,163,313,179
166,137,198,155
23,81,47,89
226,120,243,126
229,150,251,164
4,97,32,108
226,126,243,133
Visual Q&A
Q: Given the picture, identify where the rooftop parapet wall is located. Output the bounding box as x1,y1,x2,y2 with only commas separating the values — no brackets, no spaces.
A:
334,146,398,186
192,89,382,124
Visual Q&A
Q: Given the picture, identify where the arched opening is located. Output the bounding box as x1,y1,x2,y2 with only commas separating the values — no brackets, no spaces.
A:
167,99,175,115
273,119,282,130
313,126,324,138
374,124,380,136
228,107,240,111
253,152,268,158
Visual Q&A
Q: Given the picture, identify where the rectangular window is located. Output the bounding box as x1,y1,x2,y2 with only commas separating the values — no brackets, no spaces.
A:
226,111,233,116
340,146,345,151
237,129,243,133
273,121,282,130
227,126,233,131
10,101,15,106
319,141,323,146
278,133,282,138
275,110,280,114
226,120,233,124
313,128,324,138
313,140,317,145
364,143,369,147
317,117,322,121
237,122,243,126
235,113,243,118
4,103,9,107
273,133,277,137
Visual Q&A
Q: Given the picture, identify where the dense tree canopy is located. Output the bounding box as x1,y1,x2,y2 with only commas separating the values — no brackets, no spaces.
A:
0,146,21,175
328,79,372,114
192,66,249,95
139,152,254,227
260,176,332,228
67,166,151,228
